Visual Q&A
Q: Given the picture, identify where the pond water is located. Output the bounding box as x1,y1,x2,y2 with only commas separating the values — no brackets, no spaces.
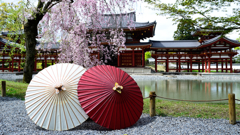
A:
135,79,240,104
2,77,240,104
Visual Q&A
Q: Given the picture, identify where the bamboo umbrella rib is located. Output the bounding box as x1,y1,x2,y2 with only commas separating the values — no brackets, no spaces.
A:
66,69,85,83
50,66,58,85
89,92,115,120
31,79,51,86
125,97,140,122
63,91,86,121
47,93,57,130
26,91,52,109
61,93,69,130
87,68,114,84
61,91,79,127
62,93,82,124
97,66,116,84
25,90,49,98
63,65,77,83
45,69,57,85
57,93,61,131
80,92,111,111
26,92,52,114
82,72,109,84
42,70,57,85
126,95,143,115
25,88,49,92
38,93,57,127
95,93,116,125
37,73,55,85
35,91,56,125
61,64,69,84
104,96,116,128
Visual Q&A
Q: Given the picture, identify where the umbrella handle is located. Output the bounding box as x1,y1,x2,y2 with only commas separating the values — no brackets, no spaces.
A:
113,82,123,94
55,85,66,94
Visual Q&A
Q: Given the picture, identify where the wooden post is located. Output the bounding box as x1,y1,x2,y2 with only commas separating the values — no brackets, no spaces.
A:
1,81,6,97
208,56,211,73
230,56,233,73
132,48,135,67
149,91,156,117
155,56,157,72
226,59,228,72
228,93,236,125
142,49,145,67
221,59,223,72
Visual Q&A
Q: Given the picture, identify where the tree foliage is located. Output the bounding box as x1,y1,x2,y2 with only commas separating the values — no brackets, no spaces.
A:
0,0,27,49
145,0,240,34
173,19,198,40
145,51,151,61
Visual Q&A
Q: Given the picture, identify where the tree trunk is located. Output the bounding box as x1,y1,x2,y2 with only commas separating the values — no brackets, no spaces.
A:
23,20,38,83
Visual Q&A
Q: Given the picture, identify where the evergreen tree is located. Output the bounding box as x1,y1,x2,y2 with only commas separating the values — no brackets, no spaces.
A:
173,19,198,40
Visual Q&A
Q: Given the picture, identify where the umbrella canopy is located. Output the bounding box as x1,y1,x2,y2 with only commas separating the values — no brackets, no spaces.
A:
78,65,143,129
25,63,89,131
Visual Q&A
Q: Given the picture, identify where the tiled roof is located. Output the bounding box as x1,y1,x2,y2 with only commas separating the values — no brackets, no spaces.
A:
150,40,200,48
200,35,240,46
91,12,156,29
0,37,23,48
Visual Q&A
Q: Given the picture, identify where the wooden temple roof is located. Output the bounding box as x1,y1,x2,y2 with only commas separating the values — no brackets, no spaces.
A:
150,35,240,49
0,37,22,49
1,30,24,36
98,12,156,29
199,35,240,47
125,42,152,48
150,40,199,49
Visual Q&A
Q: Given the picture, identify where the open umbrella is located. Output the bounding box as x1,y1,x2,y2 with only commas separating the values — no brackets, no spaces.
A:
77,65,143,129
25,63,88,131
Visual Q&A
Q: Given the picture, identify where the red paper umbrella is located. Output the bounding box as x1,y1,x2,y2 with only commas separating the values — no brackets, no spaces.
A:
77,65,143,129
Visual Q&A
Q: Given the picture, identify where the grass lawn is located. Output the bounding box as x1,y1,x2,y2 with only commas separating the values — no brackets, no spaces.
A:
1,80,239,121
143,98,240,121
0,80,28,100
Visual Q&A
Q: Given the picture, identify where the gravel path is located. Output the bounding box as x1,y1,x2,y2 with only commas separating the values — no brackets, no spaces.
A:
1,97,240,135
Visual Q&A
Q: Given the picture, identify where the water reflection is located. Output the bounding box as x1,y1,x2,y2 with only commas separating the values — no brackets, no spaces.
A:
136,79,240,104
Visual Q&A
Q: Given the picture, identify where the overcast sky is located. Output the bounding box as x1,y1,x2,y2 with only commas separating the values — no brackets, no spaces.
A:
3,0,240,41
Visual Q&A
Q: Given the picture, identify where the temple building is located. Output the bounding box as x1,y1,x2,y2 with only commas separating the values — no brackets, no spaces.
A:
1,12,240,73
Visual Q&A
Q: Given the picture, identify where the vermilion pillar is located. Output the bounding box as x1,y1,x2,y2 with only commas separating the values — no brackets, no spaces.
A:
198,61,200,72
202,59,204,72
178,57,181,72
166,58,169,72
230,56,233,73
142,49,145,67
44,54,47,68
208,56,211,73
190,57,192,72
221,59,223,72
2,51,4,72
205,59,207,73
155,56,157,72
225,59,228,72
11,56,14,72
132,48,135,67
18,55,21,72
216,61,218,72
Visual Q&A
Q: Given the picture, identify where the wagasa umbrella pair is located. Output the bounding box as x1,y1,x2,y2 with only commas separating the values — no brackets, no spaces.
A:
25,63,143,131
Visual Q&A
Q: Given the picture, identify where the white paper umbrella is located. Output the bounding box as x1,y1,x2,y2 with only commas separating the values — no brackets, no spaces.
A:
25,63,88,131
